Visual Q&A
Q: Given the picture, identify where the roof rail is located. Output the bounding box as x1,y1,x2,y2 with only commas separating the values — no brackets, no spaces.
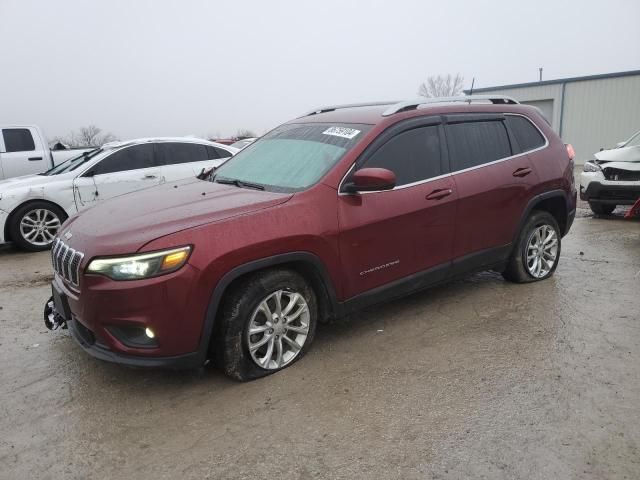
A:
381,95,519,116
302,101,398,117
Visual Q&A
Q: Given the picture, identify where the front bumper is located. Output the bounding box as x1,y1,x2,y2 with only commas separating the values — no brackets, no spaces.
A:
53,261,210,369
579,181,640,205
67,317,202,368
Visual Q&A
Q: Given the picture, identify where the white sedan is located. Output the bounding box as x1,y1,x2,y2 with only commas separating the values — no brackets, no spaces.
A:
0,137,237,251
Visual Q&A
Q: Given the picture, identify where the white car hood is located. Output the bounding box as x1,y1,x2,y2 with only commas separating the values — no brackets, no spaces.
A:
594,146,640,163
599,161,640,172
0,173,58,190
0,173,73,206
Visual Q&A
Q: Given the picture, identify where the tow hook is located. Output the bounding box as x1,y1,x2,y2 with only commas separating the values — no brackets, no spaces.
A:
44,296,67,330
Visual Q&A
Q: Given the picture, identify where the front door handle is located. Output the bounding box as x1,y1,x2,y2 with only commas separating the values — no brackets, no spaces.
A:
425,188,453,200
143,174,158,179
512,167,532,177
28,157,43,161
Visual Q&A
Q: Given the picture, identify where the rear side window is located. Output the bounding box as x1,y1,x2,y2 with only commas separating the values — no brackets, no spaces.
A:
506,115,546,153
157,143,208,165
2,129,35,152
362,126,442,186
446,121,511,171
92,144,156,175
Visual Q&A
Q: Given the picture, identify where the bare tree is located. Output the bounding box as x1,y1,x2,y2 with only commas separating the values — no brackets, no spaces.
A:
418,74,465,98
56,125,118,147
236,129,257,139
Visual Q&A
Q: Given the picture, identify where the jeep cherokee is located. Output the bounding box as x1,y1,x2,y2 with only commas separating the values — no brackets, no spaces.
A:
48,95,577,380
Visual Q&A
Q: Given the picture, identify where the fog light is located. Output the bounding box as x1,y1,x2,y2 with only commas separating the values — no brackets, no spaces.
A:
145,327,155,339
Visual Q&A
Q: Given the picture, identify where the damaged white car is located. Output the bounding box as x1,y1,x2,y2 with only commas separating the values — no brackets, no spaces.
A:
0,137,237,251
580,129,640,214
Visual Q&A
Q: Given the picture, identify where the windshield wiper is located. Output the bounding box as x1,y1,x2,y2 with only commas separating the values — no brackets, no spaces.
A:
215,177,265,190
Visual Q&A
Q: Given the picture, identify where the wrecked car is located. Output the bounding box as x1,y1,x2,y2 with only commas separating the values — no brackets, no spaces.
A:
0,138,237,251
580,129,640,214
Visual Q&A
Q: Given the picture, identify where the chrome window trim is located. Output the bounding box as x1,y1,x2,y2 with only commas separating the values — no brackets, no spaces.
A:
337,113,549,196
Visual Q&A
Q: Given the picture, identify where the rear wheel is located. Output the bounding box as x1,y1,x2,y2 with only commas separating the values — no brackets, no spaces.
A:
503,211,561,283
215,269,317,381
589,202,615,215
9,202,67,251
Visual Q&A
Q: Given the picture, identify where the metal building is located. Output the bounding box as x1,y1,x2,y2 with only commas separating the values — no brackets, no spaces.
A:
464,70,640,163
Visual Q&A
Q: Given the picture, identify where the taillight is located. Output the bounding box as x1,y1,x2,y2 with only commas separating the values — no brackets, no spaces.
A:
566,143,575,160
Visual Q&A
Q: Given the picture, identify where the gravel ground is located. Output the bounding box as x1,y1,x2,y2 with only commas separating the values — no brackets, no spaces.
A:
0,205,638,479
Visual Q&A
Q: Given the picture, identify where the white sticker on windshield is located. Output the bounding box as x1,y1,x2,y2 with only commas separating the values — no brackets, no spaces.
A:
322,126,361,139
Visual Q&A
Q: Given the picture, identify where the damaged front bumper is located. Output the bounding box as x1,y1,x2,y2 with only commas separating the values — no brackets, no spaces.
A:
580,164,640,205
580,180,640,205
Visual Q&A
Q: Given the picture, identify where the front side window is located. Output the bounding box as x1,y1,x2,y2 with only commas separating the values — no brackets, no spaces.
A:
446,120,511,171
157,143,208,166
2,128,35,152
506,115,546,153
91,144,156,175
213,123,371,192
360,125,442,186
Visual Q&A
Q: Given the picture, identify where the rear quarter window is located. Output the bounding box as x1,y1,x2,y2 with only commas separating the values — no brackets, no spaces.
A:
506,115,546,153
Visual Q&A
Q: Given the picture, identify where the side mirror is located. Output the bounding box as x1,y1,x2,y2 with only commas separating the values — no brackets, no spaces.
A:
616,141,627,148
344,167,396,193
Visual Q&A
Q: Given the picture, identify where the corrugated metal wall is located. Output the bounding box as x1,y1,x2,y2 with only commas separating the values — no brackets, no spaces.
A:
562,75,640,162
473,74,640,163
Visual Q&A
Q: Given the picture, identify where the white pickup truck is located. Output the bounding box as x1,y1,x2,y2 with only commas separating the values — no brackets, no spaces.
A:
0,125,91,180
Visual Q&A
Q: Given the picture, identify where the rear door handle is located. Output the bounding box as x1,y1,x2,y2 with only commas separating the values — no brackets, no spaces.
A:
512,167,532,177
425,188,453,200
28,157,43,161
143,174,158,179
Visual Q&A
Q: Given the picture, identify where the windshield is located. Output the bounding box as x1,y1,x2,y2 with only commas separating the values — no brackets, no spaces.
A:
213,123,371,192
41,148,103,175
625,130,640,148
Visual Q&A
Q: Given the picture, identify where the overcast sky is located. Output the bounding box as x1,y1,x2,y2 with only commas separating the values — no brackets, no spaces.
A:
1,0,638,141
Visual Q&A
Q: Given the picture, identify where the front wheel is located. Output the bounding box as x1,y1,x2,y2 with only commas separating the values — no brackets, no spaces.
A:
215,269,317,381
503,211,561,283
8,202,67,251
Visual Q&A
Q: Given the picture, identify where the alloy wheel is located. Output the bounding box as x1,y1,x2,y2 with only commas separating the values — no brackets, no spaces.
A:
19,208,62,247
525,224,558,278
247,289,310,370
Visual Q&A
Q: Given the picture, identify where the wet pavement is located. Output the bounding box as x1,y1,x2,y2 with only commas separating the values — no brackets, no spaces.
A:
1,210,638,479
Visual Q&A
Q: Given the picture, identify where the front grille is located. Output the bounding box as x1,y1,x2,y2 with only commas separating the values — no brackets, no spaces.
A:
603,168,640,182
51,238,85,286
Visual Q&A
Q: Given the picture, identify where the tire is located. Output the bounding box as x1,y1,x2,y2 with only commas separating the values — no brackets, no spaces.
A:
589,202,615,215
8,201,67,251
502,211,561,283
215,269,317,381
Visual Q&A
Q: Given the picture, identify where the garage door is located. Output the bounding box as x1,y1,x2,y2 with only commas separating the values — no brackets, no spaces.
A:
521,99,554,125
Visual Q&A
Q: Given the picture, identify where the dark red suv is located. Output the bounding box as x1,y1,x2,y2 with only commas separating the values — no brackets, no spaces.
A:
48,96,576,380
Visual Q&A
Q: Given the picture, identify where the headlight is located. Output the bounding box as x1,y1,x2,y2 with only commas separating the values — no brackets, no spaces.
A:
583,161,602,173
86,246,191,280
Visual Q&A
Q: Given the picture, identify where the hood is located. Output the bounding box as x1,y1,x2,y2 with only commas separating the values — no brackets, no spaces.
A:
598,161,640,172
0,173,73,206
0,173,59,190
594,145,640,163
62,179,292,254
